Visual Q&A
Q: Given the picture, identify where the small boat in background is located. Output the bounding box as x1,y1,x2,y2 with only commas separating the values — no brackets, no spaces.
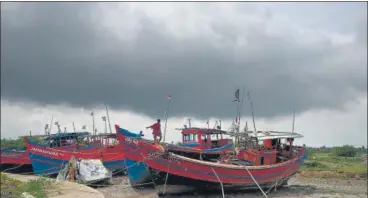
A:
1,132,90,172
1,149,32,165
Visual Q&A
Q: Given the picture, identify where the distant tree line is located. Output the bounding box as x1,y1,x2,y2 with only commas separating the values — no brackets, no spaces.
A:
305,144,367,157
1,137,42,150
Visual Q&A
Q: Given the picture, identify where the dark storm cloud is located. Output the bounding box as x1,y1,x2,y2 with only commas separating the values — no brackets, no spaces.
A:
1,2,367,119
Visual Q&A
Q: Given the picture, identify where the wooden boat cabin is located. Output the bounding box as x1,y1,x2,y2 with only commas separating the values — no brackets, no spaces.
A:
180,127,233,149
87,133,119,147
235,131,303,166
19,132,90,148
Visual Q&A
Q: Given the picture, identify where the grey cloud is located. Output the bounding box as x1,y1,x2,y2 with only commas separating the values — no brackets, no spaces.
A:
1,2,367,119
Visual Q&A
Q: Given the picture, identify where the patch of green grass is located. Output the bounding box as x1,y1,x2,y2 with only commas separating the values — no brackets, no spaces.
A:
301,160,329,171
301,152,367,179
1,173,51,198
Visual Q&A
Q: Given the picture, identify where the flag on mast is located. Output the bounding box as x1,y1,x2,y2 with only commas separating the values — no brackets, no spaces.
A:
244,121,248,132
90,111,94,116
168,94,172,100
234,89,240,102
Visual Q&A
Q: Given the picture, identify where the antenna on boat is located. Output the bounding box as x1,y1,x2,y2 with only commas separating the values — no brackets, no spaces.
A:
163,94,172,142
206,120,210,129
247,91,257,138
238,88,246,132
48,116,54,135
102,116,107,134
55,121,61,134
243,121,248,132
292,108,295,134
44,124,49,135
219,120,222,129
105,106,113,134
72,122,76,132
187,118,191,128
91,111,95,135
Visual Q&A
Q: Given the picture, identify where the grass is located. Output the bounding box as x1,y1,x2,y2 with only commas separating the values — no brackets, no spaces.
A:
0,173,52,198
300,152,367,179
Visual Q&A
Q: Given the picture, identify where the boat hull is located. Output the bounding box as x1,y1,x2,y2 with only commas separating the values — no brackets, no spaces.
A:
25,141,125,175
115,125,306,189
1,150,31,165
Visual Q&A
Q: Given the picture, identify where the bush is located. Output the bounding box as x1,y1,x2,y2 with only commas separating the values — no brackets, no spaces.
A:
332,145,357,157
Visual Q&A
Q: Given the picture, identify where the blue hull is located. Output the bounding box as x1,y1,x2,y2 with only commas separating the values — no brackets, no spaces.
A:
116,126,151,185
29,153,125,175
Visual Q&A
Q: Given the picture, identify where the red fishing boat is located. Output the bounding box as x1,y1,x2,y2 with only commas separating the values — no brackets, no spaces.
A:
1,132,91,171
24,133,125,175
116,125,307,192
1,149,32,165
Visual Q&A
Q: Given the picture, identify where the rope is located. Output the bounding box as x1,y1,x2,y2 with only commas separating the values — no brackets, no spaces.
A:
243,165,268,198
265,165,293,194
141,153,160,195
211,167,225,198
162,153,172,196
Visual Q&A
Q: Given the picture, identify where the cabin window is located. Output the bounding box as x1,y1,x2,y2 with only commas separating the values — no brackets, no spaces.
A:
260,157,264,165
192,134,197,141
183,134,189,141
211,134,218,140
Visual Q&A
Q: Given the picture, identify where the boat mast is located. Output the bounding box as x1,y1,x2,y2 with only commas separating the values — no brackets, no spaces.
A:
292,108,295,134
102,116,107,134
72,122,76,132
238,88,246,132
48,116,54,135
247,91,257,138
105,105,113,134
91,111,95,135
163,94,172,142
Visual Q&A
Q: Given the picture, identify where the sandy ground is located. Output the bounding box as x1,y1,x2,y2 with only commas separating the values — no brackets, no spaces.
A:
97,175,368,198
2,173,104,198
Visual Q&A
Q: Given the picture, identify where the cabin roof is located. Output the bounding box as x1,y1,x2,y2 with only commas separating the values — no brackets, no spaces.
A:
177,127,228,135
227,130,303,140
19,132,91,140
44,132,90,140
88,133,117,138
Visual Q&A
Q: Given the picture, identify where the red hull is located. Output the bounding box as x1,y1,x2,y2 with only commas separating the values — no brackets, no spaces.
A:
1,151,31,165
119,134,306,185
25,141,124,162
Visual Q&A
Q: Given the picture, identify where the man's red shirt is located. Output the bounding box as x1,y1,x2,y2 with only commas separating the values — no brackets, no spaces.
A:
150,123,161,135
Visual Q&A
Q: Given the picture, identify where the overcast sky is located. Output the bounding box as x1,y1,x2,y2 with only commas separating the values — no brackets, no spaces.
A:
1,2,367,147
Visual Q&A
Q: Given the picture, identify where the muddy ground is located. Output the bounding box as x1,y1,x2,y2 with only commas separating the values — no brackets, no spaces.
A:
96,175,367,198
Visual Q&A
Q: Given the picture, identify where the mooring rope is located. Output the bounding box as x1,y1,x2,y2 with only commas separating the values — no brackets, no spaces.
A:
243,165,268,198
211,167,225,198
162,153,173,196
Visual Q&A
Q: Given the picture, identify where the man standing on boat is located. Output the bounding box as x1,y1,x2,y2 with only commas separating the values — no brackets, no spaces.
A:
146,119,162,143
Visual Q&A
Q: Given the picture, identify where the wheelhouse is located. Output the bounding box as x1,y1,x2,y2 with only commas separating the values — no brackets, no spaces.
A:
180,127,233,149
233,131,303,166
